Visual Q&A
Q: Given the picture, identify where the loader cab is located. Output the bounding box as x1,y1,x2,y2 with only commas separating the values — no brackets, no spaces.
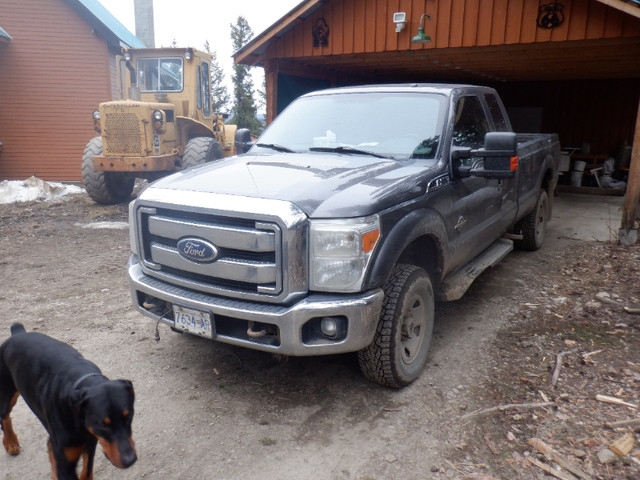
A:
120,47,213,121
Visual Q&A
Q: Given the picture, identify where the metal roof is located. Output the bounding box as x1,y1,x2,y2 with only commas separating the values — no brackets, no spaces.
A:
64,0,146,49
0,25,12,41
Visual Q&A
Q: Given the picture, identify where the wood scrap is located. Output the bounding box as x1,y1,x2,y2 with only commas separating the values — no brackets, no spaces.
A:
604,417,640,429
624,306,640,314
462,401,556,419
609,432,635,456
552,348,579,388
596,394,638,409
582,349,604,359
526,456,579,480
527,438,594,480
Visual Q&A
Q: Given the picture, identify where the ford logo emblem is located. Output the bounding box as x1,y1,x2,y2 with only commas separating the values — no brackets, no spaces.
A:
177,237,219,263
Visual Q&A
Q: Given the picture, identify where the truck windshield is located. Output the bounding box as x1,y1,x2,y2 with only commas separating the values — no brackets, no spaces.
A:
256,92,445,160
137,57,184,92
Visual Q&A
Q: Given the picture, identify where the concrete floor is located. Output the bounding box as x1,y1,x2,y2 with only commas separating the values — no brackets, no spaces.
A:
550,191,625,242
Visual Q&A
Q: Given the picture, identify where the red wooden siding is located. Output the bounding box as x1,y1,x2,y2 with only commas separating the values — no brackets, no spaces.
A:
267,0,640,59
0,0,112,181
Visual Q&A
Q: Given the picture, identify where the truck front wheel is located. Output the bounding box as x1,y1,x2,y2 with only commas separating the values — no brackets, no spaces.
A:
515,188,549,251
81,137,134,204
181,137,224,169
358,264,435,388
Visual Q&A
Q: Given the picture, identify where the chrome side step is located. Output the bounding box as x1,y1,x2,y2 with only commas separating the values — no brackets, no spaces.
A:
439,238,514,301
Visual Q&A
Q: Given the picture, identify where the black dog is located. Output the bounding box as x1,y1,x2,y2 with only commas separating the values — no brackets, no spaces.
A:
0,323,137,479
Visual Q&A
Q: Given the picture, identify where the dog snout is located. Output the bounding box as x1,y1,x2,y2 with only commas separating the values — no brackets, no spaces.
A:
120,447,137,468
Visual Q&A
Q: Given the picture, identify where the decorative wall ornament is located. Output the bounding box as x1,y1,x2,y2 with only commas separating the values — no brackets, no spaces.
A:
537,2,565,29
312,18,330,47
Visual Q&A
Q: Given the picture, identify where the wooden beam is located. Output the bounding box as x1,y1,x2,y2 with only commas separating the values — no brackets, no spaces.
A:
595,0,640,20
264,60,278,126
619,96,640,244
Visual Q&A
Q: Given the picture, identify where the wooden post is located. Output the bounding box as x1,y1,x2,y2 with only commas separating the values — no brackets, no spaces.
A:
264,60,278,126
619,97,640,245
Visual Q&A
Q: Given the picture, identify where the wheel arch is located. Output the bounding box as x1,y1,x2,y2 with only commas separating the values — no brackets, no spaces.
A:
365,208,448,292
539,153,558,216
176,117,214,153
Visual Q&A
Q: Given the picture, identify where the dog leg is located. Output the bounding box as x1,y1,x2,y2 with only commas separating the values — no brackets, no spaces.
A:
48,438,84,480
1,391,21,455
78,438,97,480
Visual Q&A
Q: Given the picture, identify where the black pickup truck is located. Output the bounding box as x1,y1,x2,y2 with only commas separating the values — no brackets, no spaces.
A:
128,84,560,387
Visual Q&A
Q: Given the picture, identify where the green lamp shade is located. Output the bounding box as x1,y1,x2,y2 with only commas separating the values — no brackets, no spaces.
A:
411,27,431,44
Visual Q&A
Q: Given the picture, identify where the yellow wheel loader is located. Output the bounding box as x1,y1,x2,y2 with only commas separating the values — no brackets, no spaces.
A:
83,47,236,204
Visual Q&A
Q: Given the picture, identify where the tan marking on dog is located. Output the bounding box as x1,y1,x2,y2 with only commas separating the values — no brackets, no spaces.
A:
63,445,83,463
48,440,59,480
1,392,20,455
79,449,94,480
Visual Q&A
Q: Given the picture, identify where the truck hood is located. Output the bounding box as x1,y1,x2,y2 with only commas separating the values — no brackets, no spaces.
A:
147,152,439,218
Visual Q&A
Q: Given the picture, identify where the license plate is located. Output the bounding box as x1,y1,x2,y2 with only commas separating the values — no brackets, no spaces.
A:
172,305,214,339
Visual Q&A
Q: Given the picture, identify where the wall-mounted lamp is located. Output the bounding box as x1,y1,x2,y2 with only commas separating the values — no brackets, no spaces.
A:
411,14,432,44
393,12,407,33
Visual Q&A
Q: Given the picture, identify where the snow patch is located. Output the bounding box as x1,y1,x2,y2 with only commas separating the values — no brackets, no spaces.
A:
77,221,129,230
0,176,84,204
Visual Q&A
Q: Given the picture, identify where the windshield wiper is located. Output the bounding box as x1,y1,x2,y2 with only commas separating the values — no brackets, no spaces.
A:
309,146,391,159
255,143,295,153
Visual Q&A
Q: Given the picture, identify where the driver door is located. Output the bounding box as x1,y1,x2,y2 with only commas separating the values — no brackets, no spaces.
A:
448,95,505,270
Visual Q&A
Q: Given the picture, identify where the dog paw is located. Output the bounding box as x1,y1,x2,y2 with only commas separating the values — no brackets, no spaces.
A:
3,439,20,455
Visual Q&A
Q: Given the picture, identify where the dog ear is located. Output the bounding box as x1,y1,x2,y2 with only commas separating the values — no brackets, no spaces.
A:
70,387,90,413
117,379,135,402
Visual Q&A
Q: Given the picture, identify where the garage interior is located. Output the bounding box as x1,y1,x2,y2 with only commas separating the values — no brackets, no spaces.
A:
234,0,640,236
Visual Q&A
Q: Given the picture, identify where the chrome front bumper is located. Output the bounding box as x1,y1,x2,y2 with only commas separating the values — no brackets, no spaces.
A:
128,257,384,356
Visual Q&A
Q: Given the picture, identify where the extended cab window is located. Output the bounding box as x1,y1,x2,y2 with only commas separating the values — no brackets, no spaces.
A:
452,96,489,150
137,57,183,92
485,94,509,131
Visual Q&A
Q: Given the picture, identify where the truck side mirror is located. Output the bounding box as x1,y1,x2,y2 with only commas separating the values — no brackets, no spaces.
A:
234,128,253,155
468,132,518,179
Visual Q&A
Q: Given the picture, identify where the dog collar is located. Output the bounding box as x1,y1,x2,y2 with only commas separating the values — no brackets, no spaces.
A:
72,373,103,390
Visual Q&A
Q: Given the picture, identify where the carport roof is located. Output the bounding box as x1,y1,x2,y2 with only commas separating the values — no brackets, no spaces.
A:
234,0,640,83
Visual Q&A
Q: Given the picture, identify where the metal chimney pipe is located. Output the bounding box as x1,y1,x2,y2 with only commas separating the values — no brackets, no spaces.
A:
134,0,155,48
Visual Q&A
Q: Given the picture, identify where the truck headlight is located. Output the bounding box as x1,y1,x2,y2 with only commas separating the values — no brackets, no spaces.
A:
310,215,380,292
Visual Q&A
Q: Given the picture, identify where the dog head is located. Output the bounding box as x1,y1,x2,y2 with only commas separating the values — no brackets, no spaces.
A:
73,379,137,468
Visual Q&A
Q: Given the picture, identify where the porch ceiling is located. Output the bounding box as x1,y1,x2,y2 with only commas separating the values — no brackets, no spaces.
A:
275,37,640,83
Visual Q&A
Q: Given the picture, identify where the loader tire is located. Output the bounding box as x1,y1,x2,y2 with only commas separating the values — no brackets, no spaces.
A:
181,137,224,169
81,137,134,205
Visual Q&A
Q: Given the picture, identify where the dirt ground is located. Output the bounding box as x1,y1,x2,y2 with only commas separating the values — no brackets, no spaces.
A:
1,190,639,480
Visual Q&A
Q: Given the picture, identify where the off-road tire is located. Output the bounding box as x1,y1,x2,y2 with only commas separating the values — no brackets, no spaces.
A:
181,137,224,169
358,264,435,388
514,188,549,251
81,137,135,204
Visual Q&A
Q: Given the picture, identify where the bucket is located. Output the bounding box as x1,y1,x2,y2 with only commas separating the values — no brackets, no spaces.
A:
570,160,586,187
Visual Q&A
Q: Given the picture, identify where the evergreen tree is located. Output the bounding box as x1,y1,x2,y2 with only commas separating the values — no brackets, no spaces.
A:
203,41,230,115
229,16,263,134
